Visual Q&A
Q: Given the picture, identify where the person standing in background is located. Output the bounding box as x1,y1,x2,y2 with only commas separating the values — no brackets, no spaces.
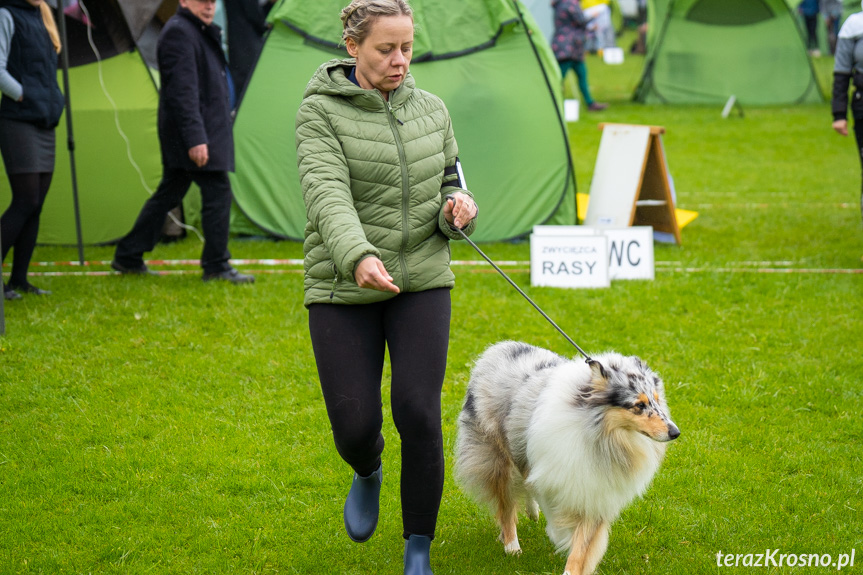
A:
223,0,275,104
823,0,843,55
799,0,821,56
111,0,253,284
552,0,608,112
832,1,863,226
0,0,63,300
581,0,615,52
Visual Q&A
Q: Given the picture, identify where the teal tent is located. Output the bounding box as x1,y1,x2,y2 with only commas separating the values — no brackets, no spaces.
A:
0,0,172,246
635,0,823,105
230,0,577,242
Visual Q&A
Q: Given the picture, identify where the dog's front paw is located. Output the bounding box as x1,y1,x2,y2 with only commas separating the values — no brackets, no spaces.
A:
503,536,522,555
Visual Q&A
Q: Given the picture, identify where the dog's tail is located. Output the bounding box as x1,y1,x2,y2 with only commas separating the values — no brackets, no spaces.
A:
454,392,508,508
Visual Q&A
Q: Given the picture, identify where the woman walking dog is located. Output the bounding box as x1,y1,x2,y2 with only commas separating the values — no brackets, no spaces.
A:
0,0,63,300
295,1,477,572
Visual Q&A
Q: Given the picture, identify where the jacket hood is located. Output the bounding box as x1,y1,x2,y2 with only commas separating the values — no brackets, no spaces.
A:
303,58,415,111
840,9,863,38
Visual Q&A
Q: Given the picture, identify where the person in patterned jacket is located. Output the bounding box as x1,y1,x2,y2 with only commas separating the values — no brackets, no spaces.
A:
551,0,608,111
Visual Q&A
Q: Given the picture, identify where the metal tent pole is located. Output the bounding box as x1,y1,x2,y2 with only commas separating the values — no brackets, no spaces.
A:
54,2,85,265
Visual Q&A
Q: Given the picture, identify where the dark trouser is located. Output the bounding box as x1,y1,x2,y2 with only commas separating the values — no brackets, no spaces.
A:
1,171,52,287
827,16,840,55
114,168,233,274
308,288,451,540
854,118,863,225
804,15,818,50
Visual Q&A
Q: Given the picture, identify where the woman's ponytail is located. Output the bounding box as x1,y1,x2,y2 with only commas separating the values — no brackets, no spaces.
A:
39,2,62,55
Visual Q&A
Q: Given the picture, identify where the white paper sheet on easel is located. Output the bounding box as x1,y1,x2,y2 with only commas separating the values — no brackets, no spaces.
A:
584,125,651,228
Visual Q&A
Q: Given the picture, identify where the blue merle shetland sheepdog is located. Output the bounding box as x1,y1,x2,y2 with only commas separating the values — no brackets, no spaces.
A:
455,341,680,575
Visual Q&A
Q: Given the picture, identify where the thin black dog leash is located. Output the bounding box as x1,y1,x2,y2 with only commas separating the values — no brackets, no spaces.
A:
445,196,593,363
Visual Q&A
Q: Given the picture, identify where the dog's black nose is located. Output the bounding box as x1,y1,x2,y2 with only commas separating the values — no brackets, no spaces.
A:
667,423,680,440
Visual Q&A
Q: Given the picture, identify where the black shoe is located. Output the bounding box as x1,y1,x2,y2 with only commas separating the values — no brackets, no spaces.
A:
3,286,22,300
404,534,433,575
344,464,382,543
7,282,51,295
111,260,157,275
202,268,255,284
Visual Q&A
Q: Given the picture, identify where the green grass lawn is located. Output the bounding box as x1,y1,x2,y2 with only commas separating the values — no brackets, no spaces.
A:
1,47,862,574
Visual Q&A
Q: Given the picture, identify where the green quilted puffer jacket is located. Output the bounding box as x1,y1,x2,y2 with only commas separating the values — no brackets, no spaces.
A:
296,59,476,307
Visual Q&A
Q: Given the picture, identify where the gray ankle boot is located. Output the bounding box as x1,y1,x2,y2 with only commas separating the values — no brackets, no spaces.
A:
343,464,382,542
404,534,433,575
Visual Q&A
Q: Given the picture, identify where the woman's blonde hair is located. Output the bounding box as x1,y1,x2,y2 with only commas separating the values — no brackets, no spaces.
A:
39,2,62,54
340,0,413,45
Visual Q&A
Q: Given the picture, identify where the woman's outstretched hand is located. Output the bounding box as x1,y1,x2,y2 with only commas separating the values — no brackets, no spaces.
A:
355,257,400,293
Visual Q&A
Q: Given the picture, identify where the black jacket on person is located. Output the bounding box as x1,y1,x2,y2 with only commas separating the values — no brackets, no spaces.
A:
157,7,234,172
224,0,272,103
0,0,64,129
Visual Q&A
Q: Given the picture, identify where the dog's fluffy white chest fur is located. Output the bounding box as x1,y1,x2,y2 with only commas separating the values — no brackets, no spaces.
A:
524,373,666,525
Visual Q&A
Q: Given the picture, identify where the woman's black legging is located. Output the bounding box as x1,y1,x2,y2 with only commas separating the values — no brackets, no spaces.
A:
308,287,451,540
1,171,52,287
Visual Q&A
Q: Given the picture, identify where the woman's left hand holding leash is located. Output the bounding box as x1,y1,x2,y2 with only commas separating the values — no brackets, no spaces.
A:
445,192,478,229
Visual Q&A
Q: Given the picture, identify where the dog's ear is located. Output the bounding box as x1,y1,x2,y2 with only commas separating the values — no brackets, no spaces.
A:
588,359,609,389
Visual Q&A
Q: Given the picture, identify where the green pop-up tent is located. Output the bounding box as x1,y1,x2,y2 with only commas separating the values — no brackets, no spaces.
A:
230,0,577,242
634,0,823,105
0,0,171,246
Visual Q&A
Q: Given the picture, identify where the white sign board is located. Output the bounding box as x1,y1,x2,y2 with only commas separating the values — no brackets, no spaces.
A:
532,225,596,237
602,47,624,65
532,226,654,281
602,227,655,280
564,99,580,122
584,124,651,227
530,233,609,288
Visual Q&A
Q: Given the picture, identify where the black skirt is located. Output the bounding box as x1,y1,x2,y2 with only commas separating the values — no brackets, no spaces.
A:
0,117,56,175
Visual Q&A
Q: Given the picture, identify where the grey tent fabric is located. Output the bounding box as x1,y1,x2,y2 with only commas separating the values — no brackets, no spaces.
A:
116,0,166,42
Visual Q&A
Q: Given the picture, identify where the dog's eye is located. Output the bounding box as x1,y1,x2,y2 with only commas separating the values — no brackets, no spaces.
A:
633,401,647,411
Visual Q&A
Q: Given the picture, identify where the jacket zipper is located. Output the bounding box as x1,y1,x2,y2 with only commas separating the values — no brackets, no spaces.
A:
329,264,339,300
385,97,411,292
